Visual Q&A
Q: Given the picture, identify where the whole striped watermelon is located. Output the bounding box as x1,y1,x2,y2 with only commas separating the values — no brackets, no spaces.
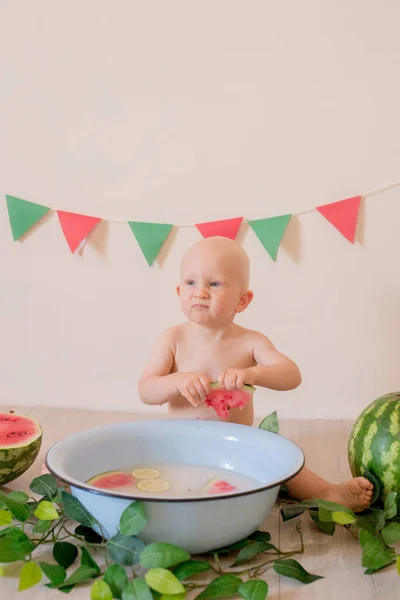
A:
0,412,42,485
348,392,400,505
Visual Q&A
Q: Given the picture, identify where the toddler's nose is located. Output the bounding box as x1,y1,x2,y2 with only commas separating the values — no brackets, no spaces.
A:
194,287,209,299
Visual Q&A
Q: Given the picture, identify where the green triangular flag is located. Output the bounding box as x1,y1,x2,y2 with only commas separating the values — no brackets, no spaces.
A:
6,195,50,241
128,221,173,266
248,214,292,260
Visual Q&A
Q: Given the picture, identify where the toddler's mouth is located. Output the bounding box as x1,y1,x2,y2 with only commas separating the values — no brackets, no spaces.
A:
192,304,209,309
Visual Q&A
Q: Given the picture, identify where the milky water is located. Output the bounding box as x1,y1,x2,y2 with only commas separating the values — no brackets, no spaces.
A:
87,463,262,498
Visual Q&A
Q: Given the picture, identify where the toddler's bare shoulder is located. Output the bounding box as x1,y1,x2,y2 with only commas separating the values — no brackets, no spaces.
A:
236,326,275,348
159,325,185,346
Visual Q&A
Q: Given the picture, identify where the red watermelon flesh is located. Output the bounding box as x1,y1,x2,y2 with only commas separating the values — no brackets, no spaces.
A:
87,470,134,489
205,383,255,420
203,477,237,495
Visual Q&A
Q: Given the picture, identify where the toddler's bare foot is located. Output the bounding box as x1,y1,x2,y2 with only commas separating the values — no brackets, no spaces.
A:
322,477,373,510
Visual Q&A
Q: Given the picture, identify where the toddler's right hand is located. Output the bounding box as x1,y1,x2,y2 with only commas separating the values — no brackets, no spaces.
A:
175,372,212,407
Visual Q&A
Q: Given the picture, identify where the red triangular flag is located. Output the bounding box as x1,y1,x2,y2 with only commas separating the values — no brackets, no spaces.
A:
57,211,101,253
316,195,361,243
195,217,243,240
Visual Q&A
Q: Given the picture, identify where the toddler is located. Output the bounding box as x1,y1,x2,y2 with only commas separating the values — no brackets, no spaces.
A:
139,236,373,508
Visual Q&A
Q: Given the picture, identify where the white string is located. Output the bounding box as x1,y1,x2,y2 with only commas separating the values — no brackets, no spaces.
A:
40,180,400,226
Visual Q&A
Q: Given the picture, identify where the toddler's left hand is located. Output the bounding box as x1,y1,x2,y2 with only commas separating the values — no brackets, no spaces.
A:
218,368,255,390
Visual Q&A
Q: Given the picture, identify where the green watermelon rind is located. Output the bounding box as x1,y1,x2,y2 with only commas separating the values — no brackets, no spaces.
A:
0,414,43,486
348,392,400,506
209,382,256,393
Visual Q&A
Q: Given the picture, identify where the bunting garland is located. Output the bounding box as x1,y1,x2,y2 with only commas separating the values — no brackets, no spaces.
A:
57,211,102,253
195,217,243,240
128,222,173,266
5,195,49,241
248,214,292,261
3,182,399,265
316,195,361,244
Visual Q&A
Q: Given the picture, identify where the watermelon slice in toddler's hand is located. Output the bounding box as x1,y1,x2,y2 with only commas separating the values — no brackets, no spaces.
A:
205,383,255,420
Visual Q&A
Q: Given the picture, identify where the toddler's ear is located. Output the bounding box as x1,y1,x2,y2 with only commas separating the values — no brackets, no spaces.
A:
176,285,181,297
236,289,254,313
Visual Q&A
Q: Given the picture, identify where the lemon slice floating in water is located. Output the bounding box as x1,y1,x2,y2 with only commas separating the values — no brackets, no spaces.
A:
132,468,160,479
137,479,170,492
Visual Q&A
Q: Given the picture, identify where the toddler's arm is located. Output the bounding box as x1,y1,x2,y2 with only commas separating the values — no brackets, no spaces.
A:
138,329,179,405
138,329,211,406
249,332,301,391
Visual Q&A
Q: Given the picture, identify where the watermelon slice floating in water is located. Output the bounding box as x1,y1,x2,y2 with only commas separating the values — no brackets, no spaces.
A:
0,412,43,486
203,477,237,495
87,470,135,489
205,383,255,420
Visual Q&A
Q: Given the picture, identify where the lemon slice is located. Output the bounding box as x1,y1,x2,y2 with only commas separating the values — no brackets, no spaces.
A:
137,479,170,493
132,468,160,480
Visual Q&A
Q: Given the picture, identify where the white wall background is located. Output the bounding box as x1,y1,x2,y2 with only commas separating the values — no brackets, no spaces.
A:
0,1,399,420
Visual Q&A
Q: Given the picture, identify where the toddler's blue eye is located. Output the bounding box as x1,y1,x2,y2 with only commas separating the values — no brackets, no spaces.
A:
187,280,195,286
210,282,220,287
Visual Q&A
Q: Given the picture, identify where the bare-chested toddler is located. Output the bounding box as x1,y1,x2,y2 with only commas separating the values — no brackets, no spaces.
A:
139,236,373,509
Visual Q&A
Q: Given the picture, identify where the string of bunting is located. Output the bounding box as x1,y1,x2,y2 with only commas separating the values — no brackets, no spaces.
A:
4,181,400,265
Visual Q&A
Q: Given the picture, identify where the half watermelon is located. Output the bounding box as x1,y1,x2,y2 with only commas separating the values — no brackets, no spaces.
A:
205,383,255,420
0,412,42,486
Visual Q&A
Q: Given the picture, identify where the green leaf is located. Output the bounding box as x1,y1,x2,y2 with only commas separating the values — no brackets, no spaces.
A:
316,499,355,517
0,489,29,521
74,525,104,544
7,491,29,503
45,582,75,593
362,467,381,506
248,531,271,543
332,511,356,525
173,560,211,581
160,595,186,600
233,541,274,566
81,546,101,575
33,519,52,534
280,500,318,521
59,565,98,588
122,577,153,600
0,536,26,562
359,530,395,571
18,561,42,591
356,509,386,534
397,555,400,576
0,526,19,538
0,509,12,526
53,541,79,569
309,509,335,535
30,474,58,498
273,559,324,584
103,564,128,599
195,574,242,598
61,492,97,528
39,562,67,586
145,568,185,595
119,501,148,536
382,522,400,545
107,532,145,565
212,539,251,555
140,542,190,569
4,529,34,554
258,411,279,433
91,580,113,600
238,579,269,600
384,492,398,519
34,500,59,521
